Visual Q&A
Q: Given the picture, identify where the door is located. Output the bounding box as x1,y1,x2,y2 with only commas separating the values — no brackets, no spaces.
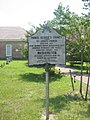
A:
6,44,12,57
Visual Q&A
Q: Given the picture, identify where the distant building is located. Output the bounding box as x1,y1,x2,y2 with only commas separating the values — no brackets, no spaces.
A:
0,26,26,59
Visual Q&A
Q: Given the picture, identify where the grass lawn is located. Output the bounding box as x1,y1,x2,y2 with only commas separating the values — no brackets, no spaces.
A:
0,60,90,120
66,62,90,73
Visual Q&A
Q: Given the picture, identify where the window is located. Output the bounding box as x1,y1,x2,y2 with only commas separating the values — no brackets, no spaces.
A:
6,44,12,56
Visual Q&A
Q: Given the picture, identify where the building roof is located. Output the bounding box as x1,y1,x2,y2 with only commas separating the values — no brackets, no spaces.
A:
0,26,26,41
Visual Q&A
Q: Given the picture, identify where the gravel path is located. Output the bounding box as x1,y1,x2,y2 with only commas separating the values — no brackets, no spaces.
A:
56,65,90,85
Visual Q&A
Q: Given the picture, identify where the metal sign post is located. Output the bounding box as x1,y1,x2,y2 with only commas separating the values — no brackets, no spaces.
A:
45,64,49,120
28,27,66,120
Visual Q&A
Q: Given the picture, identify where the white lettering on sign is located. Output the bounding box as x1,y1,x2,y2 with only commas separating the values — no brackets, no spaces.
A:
28,29,66,65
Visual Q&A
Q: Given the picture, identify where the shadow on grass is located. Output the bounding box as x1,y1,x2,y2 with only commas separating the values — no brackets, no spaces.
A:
24,62,44,68
80,104,90,117
49,95,90,119
49,94,82,113
19,72,64,83
36,93,83,113
67,65,81,70
19,72,45,83
35,93,90,119
66,65,88,73
37,93,90,117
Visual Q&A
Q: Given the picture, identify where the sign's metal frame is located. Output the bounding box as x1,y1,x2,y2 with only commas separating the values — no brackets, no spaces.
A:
28,27,66,66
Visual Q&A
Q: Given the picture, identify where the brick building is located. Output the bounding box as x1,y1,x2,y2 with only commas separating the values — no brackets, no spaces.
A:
0,27,26,59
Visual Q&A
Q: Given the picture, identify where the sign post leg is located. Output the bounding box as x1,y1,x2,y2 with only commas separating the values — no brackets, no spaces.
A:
45,64,49,120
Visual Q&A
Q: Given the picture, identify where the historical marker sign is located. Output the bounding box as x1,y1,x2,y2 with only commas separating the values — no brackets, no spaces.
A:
28,28,66,66
28,27,66,119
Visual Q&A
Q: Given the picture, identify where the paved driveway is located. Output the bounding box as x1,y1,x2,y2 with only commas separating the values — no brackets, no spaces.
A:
56,65,90,85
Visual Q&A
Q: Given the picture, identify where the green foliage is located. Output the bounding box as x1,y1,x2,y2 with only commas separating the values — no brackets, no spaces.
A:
50,3,90,66
82,0,90,12
20,48,28,59
49,66,59,76
21,25,37,59
26,2,90,69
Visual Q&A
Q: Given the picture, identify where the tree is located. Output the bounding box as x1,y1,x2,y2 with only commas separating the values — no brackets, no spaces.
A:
50,2,90,96
51,3,83,62
82,0,90,14
82,0,90,8
21,25,36,59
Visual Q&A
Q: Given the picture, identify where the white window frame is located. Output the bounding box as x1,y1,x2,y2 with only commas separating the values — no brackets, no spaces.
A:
6,44,12,57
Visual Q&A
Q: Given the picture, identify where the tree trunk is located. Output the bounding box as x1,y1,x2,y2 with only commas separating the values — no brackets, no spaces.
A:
80,49,83,97
85,66,90,100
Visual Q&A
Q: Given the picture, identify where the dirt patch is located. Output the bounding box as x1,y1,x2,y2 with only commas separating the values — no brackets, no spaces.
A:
41,112,56,120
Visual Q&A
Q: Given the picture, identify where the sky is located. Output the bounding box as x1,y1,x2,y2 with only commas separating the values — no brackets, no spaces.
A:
0,0,86,30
